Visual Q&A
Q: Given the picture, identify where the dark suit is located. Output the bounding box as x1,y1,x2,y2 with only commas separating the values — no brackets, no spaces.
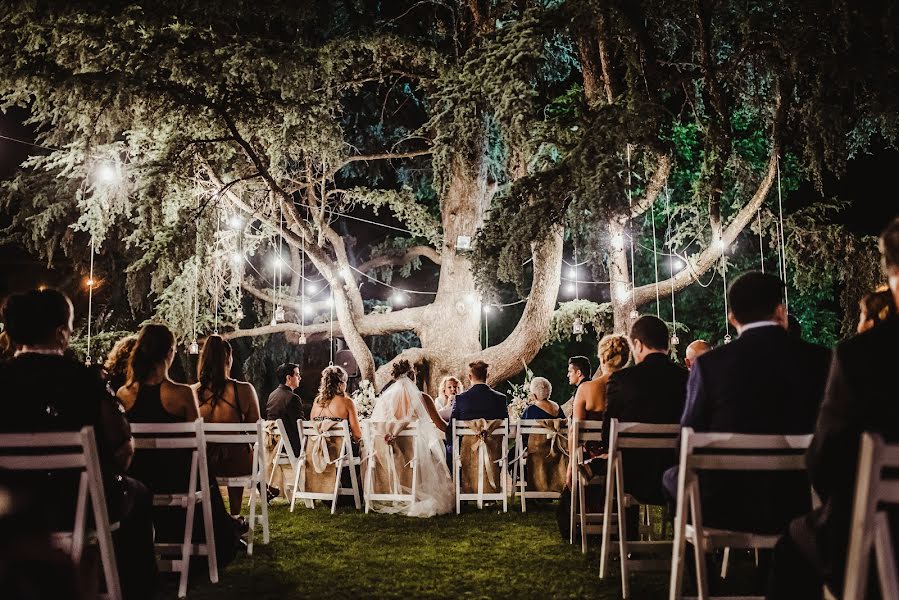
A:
770,317,899,598
663,324,831,534
446,383,508,465
266,384,304,457
603,353,688,505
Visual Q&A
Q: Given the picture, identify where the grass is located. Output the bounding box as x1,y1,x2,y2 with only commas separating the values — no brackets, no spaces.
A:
158,500,671,599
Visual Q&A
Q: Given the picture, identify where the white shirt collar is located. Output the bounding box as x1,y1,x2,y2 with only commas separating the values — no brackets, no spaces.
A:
736,320,782,334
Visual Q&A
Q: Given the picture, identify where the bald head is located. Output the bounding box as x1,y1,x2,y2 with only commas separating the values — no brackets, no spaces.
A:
685,340,711,370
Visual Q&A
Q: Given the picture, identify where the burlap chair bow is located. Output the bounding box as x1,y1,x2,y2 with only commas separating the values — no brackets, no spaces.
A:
458,419,505,501
526,419,569,493
366,421,414,496
299,420,345,493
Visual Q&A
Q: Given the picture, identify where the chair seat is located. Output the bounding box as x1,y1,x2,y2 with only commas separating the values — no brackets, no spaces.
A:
685,524,780,549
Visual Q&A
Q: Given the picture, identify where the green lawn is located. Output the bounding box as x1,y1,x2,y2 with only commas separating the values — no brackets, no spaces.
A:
159,500,671,599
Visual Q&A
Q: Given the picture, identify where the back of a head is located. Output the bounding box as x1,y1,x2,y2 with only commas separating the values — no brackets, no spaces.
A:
390,358,414,380
880,217,899,300
275,362,299,384
629,315,669,352
197,334,232,399
316,365,347,405
1,288,72,347
106,334,138,375
127,325,174,386
597,334,630,372
685,339,711,361
469,360,488,382
728,271,784,325
568,355,591,378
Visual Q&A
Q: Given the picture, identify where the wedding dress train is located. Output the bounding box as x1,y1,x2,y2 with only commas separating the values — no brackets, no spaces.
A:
367,377,454,517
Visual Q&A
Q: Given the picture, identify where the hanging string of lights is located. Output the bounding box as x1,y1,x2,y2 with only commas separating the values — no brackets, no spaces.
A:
775,155,789,312
650,198,661,318
665,188,680,346
84,238,96,365
626,145,638,320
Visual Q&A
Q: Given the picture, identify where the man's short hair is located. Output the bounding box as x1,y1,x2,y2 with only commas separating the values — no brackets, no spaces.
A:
276,362,299,384
568,355,591,378
728,271,784,325
530,376,552,401
469,360,489,381
629,315,670,351
1,288,72,346
880,217,899,272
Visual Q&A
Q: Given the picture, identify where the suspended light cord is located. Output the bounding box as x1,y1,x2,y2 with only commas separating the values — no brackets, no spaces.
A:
300,235,306,340
650,200,661,317
0,133,61,153
277,199,284,312
775,155,789,312
85,238,95,364
484,306,490,348
627,145,637,312
721,253,731,343
328,287,334,366
213,207,221,334
757,208,765,274
573,242,579,300
665,189,678,335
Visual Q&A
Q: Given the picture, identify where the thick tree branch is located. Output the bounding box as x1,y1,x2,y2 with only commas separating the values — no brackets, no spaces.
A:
617,152,673,222
240,280,331,314
357,245,442,273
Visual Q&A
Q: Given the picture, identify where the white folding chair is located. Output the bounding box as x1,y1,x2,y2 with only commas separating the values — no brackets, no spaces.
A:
203,420,269,555
0,426,122,600
669,428,813,600
452,418,509,513
290,420,362,514
841,433,899,600
363,421,419,513
511,419,568,512
130,419,218,598
599,419,680,599
569,419,606,553
266,419,300,498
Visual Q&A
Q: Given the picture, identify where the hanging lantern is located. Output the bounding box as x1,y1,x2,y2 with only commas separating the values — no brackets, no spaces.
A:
671,334,680,346
629,309,639,320
724,334,732,344
84,356,92,367
274,305,286,323
188,341,199,355
298,334,307,345
235,308,245,321
572,317,584,335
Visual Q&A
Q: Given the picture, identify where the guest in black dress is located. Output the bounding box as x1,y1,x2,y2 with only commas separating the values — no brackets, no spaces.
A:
117,324,238,566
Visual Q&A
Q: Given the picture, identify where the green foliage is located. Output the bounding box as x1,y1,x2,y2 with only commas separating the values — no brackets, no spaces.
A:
546,299,613,344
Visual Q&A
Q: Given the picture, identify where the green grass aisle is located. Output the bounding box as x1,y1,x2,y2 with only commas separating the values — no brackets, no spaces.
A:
160,501,669,599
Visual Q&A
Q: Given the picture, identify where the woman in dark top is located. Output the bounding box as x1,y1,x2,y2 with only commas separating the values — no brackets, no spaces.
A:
191,335,261,515
521,376,564,420
118,324,238,566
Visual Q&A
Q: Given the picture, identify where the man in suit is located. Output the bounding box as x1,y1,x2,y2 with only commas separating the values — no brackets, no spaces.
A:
266,362,304,457
445,360,509,465
662,271,831,535
603,316,688,535
768,218,899,598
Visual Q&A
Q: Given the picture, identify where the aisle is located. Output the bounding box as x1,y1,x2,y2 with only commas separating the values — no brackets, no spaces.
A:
158,501,668,599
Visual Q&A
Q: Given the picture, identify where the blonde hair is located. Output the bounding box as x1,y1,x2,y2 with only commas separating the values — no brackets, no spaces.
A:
598,334,630,372
438,376,463,400
315,365,348,407
529,376,552,401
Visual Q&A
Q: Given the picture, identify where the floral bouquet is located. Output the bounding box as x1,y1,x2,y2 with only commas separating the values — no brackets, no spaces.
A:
506,360,535,423
351,379,378,420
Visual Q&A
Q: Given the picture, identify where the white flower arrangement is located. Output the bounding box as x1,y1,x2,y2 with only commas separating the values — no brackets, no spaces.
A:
351,379,378,420
506,360,535,423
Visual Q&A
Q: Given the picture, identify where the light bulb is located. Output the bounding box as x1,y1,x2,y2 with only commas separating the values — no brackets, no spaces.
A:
97,163,118,184
565,282,576,294
231,252,243,265
303,304,314,315
611,232,625,250
714,237,727,251
391,292,406,305
568,267,577,278
483,305,493,314
84,356,92,366
325,297,334,307
340,266,352,280
229,215,243,229
671,258,684,271
235,308,244,320
188,341,199,355
307,283,318,294
270,255,284,270
85,278,94,288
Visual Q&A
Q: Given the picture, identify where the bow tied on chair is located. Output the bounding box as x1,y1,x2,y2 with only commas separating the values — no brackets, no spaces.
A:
370,421,411,495
535,419,569,457
469,419,503,492
308,420,341,474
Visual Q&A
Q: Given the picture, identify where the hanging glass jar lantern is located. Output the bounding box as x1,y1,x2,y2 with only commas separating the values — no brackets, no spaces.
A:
671,334,680,346
274,304,286,323
572,317,584,335
298,333,307,345
188,340,199,355
724,333,732,344
629,309,640,320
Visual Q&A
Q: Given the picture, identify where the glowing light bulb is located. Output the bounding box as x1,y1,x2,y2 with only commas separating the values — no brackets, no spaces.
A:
325,297,334,308
671,258,685,271
97,163,118,184
568,267,577,278
85,278,95,288
307,283,318,294
483,305,493,314
231,252,243,265
391,292,406,305
297,334,307,345
611,232,625,250
340,266,352,280
303,304,314,316
565,282,576,294
714,237,727,251
270,255,284,270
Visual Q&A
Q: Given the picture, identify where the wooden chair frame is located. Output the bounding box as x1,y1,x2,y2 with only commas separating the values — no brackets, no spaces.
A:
203,420,269,555
265,418,299,498
452,419,509,513
569,419,607,553
290,420,361,514
131,419,218,598
599,419,680,599
362,421,419,513
511,419,568,512
841,432,899,600
669,428,813,600
0,426,122,600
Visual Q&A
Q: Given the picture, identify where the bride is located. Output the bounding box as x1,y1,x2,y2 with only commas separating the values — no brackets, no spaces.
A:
367,359,454,517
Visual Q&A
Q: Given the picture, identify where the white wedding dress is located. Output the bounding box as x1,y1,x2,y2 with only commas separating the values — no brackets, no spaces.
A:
367,377,454,517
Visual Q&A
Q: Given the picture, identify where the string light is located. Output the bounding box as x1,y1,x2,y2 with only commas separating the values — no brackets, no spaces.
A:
85,237,95,366
190,171,201,355
650,198,661,317
299,231,307,345
96,163,118,185
390,291,407,305
776,155,789,312
565,282,576,294
665,188,680,347
229,215,243,229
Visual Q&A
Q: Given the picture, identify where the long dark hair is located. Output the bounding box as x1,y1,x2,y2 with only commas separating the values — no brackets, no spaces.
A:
197,334,232,404
127,324,175,386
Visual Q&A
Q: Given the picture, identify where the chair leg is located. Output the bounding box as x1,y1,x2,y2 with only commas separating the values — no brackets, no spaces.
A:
668,510,687,600
290,465,301,512
348,458,361,510
247,485,257,556
599,459,616,579
579,473,588,554
720,547,730,579
179,455,199,598
569,466,577,545
616,467,630,599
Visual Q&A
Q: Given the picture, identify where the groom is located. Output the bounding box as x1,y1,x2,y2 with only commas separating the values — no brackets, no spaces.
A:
445,360,509,466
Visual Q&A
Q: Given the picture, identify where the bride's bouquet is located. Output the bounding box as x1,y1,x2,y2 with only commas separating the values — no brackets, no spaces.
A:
352,379,378,420
506,361,535,423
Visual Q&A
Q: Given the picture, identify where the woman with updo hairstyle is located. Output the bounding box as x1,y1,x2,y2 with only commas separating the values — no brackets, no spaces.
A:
192,334,261,515
857,287,896,333
572,333,631,421
377,359,447,431
310,364,363,441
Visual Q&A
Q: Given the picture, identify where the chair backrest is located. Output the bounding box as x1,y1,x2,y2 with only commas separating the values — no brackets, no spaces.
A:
608,419,680,451
299,420,354,494
681,428,812,473
453,418,509,495
843,433,899,600
131,419,205,449
571,419,603,444
203,420,264,445
271,418,298,460
365,421,419,495
0,426,121,600
518,419,569,493
517,418,569,436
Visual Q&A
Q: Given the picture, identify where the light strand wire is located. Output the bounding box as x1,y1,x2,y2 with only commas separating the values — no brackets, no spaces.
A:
86,237,95,363
650,199,661,317
665,188,677,331
776,155,789,312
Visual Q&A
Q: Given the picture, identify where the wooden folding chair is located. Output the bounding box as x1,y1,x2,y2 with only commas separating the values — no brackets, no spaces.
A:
290,420,361,514
599,419,680,599
452,418,509,513
841,433,899,600
0,426,121,600
669,428,813,600
265,419,299,498
130,419,218,598
363,421,419,513
569,419,606,553
511,419,568,512
203,420,269,555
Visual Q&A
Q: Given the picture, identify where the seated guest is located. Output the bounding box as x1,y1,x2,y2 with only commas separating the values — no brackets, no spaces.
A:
118,324,239,565
103,334,138,393
857,286,896,333
192,335,261,516
435,375,463,421
769,218,899,598
0,289,156,599
663,271,831,535
561,355,591,417
446,360,508,465
573,334,631,421
309,365,363,441
266,362,304,457
0,330,15,361
604,316,688,511
684,339,711,370
522,376,563,420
